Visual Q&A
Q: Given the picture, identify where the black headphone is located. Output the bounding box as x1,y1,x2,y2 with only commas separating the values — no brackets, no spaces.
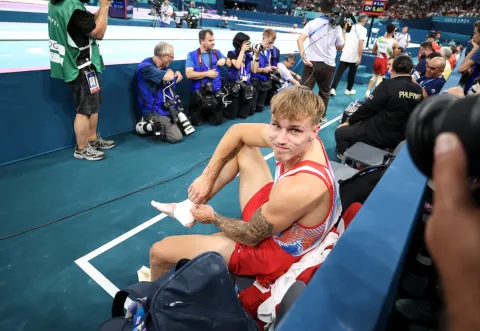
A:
406,94,480,179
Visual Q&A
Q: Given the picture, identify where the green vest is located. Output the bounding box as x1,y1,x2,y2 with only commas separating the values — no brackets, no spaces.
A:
188,7,200,17
48,0,104,82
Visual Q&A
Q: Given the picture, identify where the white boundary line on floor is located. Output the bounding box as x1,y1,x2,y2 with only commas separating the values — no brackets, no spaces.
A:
74,114,342,308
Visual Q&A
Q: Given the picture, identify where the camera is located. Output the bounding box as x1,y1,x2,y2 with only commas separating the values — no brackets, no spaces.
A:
330,6,354,30
177,112,195,135
252,43,264,53
163,100,179,123
406,95,480,179
136,118,166,141
230,79,248,97
270,70,283,90
202,82,214,94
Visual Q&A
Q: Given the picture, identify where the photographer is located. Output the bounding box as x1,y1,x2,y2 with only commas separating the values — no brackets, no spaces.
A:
186,29,227,126
48,0,115,161
250,29,279,113
158,0,173,28
187,1,200,29
135,42,186,143
276,53,301,89
297,0,347,122
335,56,423,157
330,14,368,97
226,32,259,119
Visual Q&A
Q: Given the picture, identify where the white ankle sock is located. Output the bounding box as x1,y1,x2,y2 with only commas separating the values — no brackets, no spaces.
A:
151,200,195,227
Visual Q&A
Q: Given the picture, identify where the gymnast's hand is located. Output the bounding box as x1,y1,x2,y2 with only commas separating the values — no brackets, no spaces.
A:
191,204,215,224
426,133,480,329
188,174,213,204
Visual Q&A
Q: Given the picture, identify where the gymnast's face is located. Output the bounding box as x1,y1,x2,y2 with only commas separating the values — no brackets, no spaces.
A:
268,116,319,162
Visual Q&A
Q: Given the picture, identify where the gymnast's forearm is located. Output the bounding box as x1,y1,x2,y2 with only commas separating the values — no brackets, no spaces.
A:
202,125,244,182
213,209,274,246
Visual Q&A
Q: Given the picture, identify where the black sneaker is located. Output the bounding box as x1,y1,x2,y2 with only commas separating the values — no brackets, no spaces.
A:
74,144,104,161
89,133,115,150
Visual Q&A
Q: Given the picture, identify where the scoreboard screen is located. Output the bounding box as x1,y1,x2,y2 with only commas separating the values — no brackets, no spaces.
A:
362,0,387,16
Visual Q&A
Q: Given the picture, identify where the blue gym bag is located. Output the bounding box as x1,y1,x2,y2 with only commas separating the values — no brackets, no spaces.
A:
97,251,259,331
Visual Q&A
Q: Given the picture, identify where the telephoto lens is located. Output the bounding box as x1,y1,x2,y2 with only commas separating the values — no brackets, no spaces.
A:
177,112,195,136
406,94,480,179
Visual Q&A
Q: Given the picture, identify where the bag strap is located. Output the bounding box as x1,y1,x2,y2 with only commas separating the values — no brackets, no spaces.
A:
112,282,153,318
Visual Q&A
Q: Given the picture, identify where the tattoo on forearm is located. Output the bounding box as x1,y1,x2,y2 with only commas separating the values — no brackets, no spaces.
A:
205,142,244,180
222,142,244,168
214,208,274,246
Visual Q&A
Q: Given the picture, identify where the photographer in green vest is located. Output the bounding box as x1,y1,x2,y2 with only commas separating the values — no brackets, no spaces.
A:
187,1,200,29
48,0,115,161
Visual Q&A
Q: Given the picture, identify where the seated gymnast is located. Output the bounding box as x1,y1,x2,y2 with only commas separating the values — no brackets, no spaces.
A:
150,86,342,282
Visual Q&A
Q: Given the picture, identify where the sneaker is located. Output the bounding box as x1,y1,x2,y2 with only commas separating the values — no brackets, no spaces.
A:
345,89,356,95
330,88,336,96
74,144,104,161
90,133,115,150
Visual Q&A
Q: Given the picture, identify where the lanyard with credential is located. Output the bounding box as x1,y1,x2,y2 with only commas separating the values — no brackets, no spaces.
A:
261,49,271,66
240,59,247,77
197,49,214,71
419,77,439,87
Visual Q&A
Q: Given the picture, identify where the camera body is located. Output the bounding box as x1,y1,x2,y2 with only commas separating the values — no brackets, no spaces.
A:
252,43,264,53
163,99,179,123
406,95,480,179
270,70,283,90
330,6,354,30
201,81,214,94
136,119,166,141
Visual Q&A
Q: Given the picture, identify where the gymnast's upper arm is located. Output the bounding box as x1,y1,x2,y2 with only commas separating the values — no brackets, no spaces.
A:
259,175,327,233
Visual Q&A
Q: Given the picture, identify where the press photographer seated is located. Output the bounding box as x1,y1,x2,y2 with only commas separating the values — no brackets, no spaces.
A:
225,32,259,119
335,56,423,157
276,53,301,89
186,29,228,126
135,42,190,143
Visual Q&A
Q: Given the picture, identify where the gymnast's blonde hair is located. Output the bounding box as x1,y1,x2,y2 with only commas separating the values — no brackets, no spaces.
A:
270,86,325,124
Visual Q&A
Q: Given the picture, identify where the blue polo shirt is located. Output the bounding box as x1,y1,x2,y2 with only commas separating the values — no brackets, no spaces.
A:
464,49,480,94
416,76,446,96
185,50,226,69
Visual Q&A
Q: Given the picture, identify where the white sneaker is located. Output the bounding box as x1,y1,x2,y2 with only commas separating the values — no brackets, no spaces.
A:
74,144,104,161
330,88,336,96
345,89,356,95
